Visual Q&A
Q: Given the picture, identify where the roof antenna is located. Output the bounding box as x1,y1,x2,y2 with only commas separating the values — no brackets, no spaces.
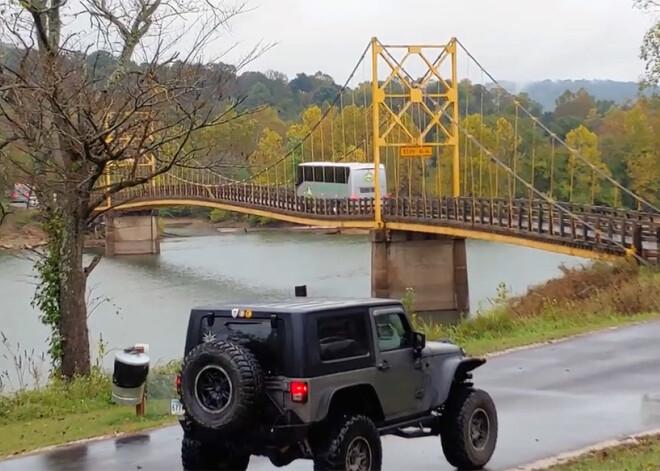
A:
295,285,307,297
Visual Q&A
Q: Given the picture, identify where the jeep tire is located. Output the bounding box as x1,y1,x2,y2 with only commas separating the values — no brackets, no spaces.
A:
440,387,498,470
313,415,382,471
181,437,249,470
180,340,264,431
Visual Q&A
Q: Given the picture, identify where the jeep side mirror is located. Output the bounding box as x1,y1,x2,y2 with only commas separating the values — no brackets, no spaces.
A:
412,332,426,352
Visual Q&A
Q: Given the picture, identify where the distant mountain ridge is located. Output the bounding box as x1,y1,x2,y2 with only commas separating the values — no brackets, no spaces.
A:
498,79,648,111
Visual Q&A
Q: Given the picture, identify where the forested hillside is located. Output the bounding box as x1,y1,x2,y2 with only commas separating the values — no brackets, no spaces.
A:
2,43,659,209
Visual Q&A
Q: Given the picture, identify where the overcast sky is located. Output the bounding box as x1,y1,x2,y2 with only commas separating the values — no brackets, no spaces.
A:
219,0,655,85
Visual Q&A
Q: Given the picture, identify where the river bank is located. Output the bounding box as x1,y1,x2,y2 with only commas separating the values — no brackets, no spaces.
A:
0,210,45,250
1,260,659,459
0,208,106,251
161,215,368,236
0,212,368,251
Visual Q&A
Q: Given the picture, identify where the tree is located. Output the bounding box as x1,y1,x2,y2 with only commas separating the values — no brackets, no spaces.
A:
564,125,612,204
248,128,286,184
492,117,519,197
554,88,596,120
0,0,261,377
623,104,660,204
635,0,660,87
462,114,496,197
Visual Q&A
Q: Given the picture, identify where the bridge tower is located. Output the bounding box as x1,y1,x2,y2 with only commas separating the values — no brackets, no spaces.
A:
369,37,469,321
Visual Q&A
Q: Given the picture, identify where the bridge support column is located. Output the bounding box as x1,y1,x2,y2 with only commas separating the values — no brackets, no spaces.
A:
371,229,469,324
105,210,160,256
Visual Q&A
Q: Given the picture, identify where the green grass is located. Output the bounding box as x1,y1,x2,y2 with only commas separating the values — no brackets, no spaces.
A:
0,365,179,458
420,310,660,357
410,261,660,356
0,406,175,458
2,260,660,459
547,434,660,470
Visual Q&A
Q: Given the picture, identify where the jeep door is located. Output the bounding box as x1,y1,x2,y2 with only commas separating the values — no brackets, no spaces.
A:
371,307,425,421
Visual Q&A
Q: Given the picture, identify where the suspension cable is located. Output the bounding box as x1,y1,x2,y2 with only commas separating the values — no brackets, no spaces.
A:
440,109,648,264
456,38,660,214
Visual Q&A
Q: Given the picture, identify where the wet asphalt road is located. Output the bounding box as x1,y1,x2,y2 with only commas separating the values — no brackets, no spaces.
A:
3,321,660,471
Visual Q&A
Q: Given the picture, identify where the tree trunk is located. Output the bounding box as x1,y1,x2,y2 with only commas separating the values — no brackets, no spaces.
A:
58,203,91,378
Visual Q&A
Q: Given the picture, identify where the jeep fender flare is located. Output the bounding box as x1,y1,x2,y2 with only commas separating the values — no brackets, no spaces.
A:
431,357,487,407
315,383,385,424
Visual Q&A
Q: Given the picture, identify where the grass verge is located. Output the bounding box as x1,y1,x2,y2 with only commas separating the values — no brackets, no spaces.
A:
546,433,660,470
2,260,660,459
410,260,660,356
0,364,179,458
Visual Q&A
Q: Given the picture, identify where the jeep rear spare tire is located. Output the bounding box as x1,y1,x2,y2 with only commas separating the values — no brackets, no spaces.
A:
180,339,264,431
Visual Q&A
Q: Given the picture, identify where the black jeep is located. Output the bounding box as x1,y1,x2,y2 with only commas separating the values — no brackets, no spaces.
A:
172,296,497,470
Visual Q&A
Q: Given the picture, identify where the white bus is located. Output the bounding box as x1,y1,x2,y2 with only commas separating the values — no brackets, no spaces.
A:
295,162,387,199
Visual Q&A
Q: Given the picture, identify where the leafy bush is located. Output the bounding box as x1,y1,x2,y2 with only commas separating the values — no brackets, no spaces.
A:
209,208,230,223
405,260,660,354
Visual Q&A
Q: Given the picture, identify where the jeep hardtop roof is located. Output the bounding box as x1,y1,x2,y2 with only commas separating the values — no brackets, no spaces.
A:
191,297,402,315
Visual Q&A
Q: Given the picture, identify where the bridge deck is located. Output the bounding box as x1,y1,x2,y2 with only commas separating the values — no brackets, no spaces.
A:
104,183,660,262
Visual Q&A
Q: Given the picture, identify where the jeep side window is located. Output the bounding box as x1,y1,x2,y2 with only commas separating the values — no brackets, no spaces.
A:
375,312,411,351
317,313,369,362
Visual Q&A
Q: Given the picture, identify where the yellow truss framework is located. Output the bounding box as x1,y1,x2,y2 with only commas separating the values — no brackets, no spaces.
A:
370,37,460,225
97,111,158,211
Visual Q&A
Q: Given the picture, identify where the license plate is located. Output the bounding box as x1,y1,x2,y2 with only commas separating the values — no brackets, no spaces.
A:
170,398,185,416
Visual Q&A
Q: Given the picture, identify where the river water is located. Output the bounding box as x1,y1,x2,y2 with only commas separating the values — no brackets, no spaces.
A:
0,230,587,388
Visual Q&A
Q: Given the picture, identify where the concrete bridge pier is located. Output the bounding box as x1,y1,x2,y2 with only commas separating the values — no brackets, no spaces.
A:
105,210,160,256
371,229,469,324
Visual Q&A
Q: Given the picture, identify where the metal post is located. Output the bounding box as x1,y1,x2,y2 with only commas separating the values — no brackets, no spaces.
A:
450,38,460,198
371,37,383,227
136,392,146,416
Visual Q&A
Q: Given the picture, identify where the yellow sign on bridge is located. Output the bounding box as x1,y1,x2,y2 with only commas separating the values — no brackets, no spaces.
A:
399,146,433,157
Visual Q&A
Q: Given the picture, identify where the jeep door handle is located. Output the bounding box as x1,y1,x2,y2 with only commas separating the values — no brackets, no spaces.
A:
378,360,391,371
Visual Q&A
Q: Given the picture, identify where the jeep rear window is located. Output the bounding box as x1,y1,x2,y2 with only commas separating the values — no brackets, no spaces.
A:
200,317,286,375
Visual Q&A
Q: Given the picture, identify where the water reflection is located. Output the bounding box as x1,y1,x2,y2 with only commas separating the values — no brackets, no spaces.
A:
0,231,587,387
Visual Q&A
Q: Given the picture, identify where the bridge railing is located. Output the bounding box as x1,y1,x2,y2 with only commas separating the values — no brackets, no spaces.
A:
383,196,660,260
106,179,660,261
109,182,377,220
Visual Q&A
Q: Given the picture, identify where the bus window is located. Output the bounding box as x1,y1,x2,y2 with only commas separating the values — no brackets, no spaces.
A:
336,167,349,184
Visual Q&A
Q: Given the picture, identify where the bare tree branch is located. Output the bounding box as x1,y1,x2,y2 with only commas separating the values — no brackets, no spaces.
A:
0,0,271,377
84,254,102,277
0,200,9,226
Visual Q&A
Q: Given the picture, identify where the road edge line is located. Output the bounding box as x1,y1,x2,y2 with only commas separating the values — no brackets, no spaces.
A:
483,317,658,359
507,428,660,471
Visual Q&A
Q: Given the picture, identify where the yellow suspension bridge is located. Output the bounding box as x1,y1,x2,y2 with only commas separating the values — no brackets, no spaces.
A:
99,38,660,264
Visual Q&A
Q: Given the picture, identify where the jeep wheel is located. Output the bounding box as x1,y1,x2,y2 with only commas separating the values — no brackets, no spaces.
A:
181,437,249,471
313,415,382,471
440,387,498,470
180,340,264,431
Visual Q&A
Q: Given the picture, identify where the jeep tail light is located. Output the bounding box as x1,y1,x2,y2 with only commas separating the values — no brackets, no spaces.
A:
175,373,181,395
290,381,308,403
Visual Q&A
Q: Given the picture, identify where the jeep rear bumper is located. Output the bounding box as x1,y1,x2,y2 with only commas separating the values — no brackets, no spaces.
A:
178,413,312,450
